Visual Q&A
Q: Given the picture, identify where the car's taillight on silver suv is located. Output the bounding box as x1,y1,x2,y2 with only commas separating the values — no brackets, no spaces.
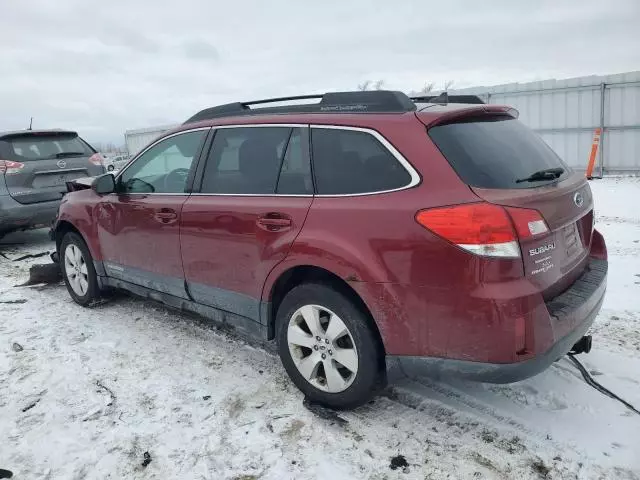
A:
88,153,104,167
0,159,25,175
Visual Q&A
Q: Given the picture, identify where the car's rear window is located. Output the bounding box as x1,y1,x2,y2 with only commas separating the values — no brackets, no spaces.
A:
428,115,570,189
2,134,94,161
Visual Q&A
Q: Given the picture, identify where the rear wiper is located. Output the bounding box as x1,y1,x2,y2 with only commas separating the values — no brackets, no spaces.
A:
516,167,564,183
55,152,86,158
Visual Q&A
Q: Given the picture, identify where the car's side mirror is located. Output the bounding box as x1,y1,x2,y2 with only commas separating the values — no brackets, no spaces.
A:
92,173,116,195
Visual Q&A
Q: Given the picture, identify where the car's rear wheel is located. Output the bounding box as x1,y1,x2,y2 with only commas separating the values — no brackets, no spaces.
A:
276,283,381,409
60,232,100,306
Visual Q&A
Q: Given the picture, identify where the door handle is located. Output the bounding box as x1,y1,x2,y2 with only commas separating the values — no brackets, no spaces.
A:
257,214,292,231
154,209,178,223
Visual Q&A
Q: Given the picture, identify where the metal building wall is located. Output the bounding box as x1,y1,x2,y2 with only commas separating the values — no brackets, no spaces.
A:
454,71,640,173
124,124,177,156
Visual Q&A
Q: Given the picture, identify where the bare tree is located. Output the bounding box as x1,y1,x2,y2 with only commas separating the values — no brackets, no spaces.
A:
358,79,385,91
443,80,455,91
419,82,435,94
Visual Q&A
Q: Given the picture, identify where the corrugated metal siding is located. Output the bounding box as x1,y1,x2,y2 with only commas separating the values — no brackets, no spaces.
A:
124,124,177,156
447,71,640,173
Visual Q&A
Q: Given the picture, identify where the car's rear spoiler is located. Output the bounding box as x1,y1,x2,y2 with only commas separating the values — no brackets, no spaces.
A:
65,176,95,192
416,105,519,129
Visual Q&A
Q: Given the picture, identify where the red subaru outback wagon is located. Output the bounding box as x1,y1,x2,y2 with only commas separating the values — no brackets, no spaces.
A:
52,91,607,409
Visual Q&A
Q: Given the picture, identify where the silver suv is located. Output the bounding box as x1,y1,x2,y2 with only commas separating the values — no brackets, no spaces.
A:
0,129,105,238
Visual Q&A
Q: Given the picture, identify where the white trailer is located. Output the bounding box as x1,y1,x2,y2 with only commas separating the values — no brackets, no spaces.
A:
124,124,177,156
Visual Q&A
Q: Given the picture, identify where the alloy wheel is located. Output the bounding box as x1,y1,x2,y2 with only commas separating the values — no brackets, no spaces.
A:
287,304,359,393
64,244,89,296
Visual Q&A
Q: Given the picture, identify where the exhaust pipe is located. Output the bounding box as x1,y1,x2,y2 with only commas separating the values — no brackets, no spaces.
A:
570,335,592,354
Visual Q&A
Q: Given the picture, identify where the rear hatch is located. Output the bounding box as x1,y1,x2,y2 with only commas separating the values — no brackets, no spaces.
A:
0,131,104,204
423,110,593,299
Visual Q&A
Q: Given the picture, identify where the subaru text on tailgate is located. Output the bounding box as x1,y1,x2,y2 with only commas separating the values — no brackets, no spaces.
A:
0,130,105,238
51,91,607,409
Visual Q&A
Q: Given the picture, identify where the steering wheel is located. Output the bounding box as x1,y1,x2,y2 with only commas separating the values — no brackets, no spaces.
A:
163,168,191,193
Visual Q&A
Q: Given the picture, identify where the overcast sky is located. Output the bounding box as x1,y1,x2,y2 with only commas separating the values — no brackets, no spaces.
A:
1,0,638,145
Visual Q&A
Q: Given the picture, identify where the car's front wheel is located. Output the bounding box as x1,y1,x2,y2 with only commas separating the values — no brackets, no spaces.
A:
276,283,382,409
60,232,101,306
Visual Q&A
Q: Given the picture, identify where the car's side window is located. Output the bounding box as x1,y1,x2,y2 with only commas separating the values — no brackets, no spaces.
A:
311,128,412,195
119,130,206,194
200,127,293,195
276,129,312,194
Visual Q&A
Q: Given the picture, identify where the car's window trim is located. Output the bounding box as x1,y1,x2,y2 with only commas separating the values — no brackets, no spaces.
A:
309,124,421,197
191,124,314,197
113,126,211,195
187,123,420,198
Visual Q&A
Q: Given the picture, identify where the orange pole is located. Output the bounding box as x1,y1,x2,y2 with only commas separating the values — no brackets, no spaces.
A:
585,128,601,179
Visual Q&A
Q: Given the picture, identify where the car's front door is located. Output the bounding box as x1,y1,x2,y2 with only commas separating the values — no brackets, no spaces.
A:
180,125,313,322
96,128,209,298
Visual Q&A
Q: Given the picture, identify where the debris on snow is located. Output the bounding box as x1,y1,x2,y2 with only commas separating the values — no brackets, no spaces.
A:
141,451,151,468
82,407,103,422
15,263,61,287
302,397,348,426
21,390,46,413
11,342,23,352
389,454,409,472
531,457,551,478
0,299,26,304
95,380,116,407
11,252,50,262
21,400,39,413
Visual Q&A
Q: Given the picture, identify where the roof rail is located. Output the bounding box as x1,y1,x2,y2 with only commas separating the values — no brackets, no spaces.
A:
410,93,485,105
184,90,417,124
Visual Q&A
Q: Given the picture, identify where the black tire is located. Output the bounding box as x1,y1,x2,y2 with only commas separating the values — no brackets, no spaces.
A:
60,232,101,306
276,283,381,409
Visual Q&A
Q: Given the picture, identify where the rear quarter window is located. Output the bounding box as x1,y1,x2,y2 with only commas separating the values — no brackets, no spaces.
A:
428,115,570,189
311,128,412,195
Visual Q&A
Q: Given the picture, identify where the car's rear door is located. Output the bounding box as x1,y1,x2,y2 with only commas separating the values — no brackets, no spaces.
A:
180,125,313,322
96,128,209,297
425,112,594,299
0,131,104,204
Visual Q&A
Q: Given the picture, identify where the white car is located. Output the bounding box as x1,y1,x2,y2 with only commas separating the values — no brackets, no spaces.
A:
104,155,130,172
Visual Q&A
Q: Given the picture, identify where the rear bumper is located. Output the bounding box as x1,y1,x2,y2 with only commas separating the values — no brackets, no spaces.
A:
0,194,60,234
387,257,607,383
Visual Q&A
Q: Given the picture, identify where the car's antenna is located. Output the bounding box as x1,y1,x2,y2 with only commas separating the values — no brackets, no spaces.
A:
28,117,33,130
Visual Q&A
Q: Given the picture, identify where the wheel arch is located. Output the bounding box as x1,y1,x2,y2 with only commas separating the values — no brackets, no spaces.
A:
54,220,82,253
54,219,104,276
265,264,386,364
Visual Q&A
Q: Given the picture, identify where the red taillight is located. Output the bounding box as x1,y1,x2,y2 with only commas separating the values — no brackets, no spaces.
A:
89,153,104,166
0,159,25,175
505,206,549,239
416,203,520,257
415,202,550,258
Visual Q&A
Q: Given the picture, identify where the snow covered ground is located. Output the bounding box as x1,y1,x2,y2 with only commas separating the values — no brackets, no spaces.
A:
1,177,639,480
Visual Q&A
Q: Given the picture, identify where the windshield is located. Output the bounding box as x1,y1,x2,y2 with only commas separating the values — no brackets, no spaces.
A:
3,134,94,161
428,115,570,189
